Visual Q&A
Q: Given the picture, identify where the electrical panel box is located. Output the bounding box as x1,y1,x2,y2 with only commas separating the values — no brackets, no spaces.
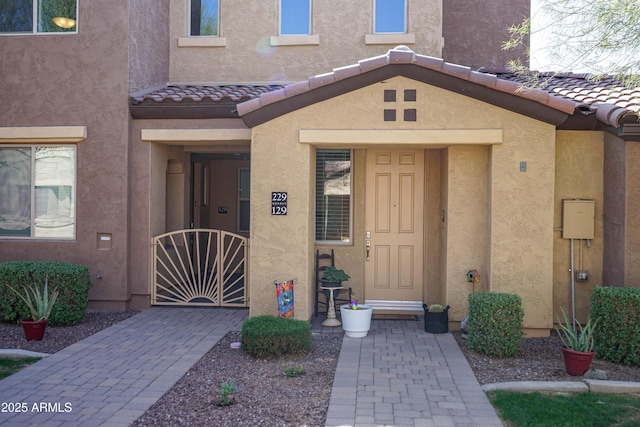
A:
562,199,595,239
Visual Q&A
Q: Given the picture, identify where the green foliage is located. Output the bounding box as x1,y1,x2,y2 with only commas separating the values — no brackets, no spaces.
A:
321,267,350,283
0,356,42,380
6,277,59,322
241,315,312,359
428,304,444,313
218,378,235,406
503,0,640,85
0,261,92,326
488,390,640,427
591,286,640,366
283,365,306,377
555,308,597,352
468,292,524,358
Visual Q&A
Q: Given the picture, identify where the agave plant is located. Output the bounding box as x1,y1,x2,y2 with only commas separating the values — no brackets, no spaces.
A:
555,308,598,353
7,277,59,322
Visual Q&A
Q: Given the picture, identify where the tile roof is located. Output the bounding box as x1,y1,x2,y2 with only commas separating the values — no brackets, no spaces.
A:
236,46,639,129
486,71,640,128
130,84,285,104
129,47,639,130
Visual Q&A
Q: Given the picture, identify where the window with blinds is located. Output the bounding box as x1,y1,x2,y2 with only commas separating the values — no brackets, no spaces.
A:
315,149,351,243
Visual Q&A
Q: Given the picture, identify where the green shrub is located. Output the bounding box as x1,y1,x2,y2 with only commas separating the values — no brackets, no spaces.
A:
0,261,92,326
468,292,524,358
241,315,312,359
591,286,640,366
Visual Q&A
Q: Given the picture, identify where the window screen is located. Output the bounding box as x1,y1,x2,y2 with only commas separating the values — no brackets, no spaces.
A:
0,146,76,239
315,149,351,243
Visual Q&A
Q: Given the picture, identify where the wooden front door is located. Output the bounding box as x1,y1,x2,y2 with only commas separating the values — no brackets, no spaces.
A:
365,149,424,303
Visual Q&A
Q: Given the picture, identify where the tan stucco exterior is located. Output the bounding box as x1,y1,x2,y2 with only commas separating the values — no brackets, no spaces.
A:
553,131,604,324
169,0,443,83
247,76,557,334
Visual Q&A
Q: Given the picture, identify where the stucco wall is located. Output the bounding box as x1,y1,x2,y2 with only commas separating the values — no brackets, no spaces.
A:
553,131,604,324
248,75,557,329
603,133,627,286
0,2,133,309
442,0,529,69
129,0,170,92
444,145,489,320
169,0,443,83
626,142,640,285
249,122,315,318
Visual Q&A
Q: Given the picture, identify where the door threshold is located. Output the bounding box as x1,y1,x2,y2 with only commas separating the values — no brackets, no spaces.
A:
365,300,423,313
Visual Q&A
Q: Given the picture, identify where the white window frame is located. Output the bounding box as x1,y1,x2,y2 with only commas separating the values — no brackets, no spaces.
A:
0,144,77,240
315,149,353,245
0,0,78,35
373,0,407,34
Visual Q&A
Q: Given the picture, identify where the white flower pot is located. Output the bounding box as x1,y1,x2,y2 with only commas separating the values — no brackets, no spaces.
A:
340,304,373,337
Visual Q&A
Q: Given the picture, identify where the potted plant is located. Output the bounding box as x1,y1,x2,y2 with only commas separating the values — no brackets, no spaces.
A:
321,267,350,287
7,277,59,341
423,304,450,334
321,266,350,301
340,300,373,338
556,308,598,376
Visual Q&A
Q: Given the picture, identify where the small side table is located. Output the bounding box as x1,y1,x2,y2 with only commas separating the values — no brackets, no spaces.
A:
320,285,343,327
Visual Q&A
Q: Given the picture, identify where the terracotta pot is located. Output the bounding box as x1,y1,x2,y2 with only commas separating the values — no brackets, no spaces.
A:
21,319,48,341
561,346,595,376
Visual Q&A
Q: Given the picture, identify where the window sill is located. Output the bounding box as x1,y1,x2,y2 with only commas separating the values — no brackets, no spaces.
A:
365,33,416,45
178,37,227,48
0,126,87,143
270,34,320,46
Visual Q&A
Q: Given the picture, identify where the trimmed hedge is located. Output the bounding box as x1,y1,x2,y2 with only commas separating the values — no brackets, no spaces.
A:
0,261,92,326
468,292,524,358
241,315,312,359
591,286,640,366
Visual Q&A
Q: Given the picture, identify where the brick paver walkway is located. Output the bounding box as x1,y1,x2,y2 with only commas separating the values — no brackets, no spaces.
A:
1,309,501,426
0,307,247,427
324,317,503,427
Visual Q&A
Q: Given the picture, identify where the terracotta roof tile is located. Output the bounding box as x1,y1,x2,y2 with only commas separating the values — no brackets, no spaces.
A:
130,84,286,105
131,48,638,129
494,72,640,126
236,47,584,119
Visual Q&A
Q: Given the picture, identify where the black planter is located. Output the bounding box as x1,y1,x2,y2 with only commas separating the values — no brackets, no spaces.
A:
321,280,342,300
423,304,450,334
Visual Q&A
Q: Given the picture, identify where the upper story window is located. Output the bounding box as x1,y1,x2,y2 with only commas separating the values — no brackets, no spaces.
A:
374,0,406,34
190,0,219,36
0,0,77,34
0,146,76,240
280,0,311,35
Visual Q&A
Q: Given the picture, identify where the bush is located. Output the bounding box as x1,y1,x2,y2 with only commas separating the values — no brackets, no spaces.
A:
0,261,93,326
591,286,640,366
241,315,312,359
468,292,524,358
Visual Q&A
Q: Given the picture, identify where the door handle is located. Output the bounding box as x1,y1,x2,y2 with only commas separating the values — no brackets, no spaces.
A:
366,240,371,261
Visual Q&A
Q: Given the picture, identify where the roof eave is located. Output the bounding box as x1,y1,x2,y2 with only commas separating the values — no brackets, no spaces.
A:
240,64,571,128
129,101,240,120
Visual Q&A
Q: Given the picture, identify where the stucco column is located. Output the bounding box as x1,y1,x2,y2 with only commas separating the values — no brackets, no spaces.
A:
248,124,314,320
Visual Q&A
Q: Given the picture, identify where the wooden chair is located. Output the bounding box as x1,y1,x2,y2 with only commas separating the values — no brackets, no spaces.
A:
315,249,352,317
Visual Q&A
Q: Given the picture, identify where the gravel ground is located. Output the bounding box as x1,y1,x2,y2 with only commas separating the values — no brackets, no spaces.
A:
132,331,342,427
0,311,139,354
3,312,640,426
452,330,640,385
